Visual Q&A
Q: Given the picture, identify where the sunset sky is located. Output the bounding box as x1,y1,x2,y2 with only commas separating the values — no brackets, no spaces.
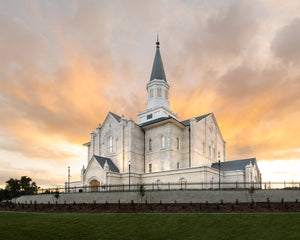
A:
0,0,299,188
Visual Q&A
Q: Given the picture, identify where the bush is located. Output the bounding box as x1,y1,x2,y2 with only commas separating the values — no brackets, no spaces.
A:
139,184,145,198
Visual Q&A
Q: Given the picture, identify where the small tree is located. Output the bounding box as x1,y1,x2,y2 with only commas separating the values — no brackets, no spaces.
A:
139,184,145,203
53,188,60,203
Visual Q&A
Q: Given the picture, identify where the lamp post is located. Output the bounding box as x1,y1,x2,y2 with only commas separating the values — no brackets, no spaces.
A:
128,160,131,191
68,166,70,193
218,153,221,190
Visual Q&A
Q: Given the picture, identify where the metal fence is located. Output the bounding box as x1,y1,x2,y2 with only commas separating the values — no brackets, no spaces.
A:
36,181,300,195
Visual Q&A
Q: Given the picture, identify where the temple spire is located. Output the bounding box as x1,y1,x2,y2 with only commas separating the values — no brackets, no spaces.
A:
150,36,166,82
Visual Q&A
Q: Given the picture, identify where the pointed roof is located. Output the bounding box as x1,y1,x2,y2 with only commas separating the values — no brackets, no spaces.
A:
150,37,167,82
109,112,122,122
180,113,212,126
211,158,256,171
93,155,120,173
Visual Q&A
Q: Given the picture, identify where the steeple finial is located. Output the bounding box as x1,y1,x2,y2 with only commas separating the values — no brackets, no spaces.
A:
156,34,160,48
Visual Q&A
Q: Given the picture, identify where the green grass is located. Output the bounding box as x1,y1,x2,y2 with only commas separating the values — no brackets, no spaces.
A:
0,212,300,240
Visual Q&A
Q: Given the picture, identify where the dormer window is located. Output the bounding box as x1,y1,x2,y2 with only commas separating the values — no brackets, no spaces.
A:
157,88,161,97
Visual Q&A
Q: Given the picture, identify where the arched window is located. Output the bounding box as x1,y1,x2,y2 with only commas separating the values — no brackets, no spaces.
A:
165,90,168,99
107,136,113,153
150,89,153,98
180,178,187,190
176,137,180,149
161,136,166,149
149,139,152,151
157,88,161,97
161,162,165,171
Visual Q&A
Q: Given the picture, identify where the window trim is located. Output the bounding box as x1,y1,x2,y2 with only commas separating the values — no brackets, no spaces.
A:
157,87,161,97
107,135,113,154
161,135,166,149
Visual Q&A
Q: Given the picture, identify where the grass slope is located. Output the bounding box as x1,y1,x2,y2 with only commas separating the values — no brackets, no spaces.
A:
0,212,299,240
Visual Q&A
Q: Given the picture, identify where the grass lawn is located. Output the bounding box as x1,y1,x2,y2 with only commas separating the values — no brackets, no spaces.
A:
0,212,300,240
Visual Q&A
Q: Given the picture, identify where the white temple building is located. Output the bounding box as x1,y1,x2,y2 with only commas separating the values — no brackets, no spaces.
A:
68,39,261,191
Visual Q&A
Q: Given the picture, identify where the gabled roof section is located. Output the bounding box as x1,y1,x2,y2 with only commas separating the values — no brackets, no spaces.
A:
139,116,172,128
211,158,256,171
109,112,122,122
150,39,167,82
181,113,211,126
93,155,120,173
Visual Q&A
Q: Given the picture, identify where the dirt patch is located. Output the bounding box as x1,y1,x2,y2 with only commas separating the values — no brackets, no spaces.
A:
1,201,300,213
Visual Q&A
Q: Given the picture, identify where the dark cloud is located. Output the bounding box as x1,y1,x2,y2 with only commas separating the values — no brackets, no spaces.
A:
271,18,300,64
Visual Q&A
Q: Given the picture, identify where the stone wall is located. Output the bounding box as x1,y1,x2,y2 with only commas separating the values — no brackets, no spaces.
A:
12,189,300,204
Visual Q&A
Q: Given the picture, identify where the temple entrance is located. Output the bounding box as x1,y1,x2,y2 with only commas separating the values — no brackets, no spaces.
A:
90,180,100,192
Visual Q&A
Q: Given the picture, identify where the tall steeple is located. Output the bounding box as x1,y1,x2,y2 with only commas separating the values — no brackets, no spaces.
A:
150,35,167,82
137,37,178,125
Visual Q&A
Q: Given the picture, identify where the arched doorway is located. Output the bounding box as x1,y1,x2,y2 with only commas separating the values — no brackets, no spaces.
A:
179,178,187,190
90,180,100,192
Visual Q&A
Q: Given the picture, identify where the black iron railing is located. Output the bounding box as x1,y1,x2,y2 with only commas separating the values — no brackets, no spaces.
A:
34,181,300,195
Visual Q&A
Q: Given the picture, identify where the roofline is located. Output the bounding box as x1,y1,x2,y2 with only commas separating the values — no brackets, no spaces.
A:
225,157,256,163
140,116,186,129
181,113,212,125
83,142,91,147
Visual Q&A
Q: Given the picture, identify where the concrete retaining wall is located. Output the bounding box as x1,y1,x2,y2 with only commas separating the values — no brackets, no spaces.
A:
12,189,300,204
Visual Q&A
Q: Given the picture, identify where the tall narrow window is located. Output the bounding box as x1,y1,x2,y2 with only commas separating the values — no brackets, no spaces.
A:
203,142,205,154
107,136,113,153
176,137,180,149
177,162,180,169
149,163,152,173
157,88,161,97
150,89,153,98
149,139,152,151
161,136,166,149
209,146,211,157
161,162,165,171
213,148,216,159
165,90,168,99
